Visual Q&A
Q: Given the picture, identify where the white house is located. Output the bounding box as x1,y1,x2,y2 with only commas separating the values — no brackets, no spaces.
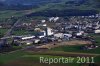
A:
49,17,55,22
76,31,84,36
49,17,59,22
54,17,59,22
0,26,2,28
41,20,46,23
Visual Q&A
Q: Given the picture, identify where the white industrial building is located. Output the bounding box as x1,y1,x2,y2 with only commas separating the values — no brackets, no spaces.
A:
94,29,100,34
46,27,54,36
21,36,35,40
63,34,72,38
35,27,54,38
54,33,64,38
54,33,72,39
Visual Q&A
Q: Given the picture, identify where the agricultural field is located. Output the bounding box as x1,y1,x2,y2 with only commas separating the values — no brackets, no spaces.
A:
0,28,9,37
0,50,99,66
51,45,100,54
0,28,8,35
0,10,26,18
12,30,37,36
12,30,29,36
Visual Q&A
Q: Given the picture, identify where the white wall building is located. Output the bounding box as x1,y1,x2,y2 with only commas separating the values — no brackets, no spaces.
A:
49,17,59,22
94,29,100,34
46,27,54,36
54,33,64,38
41,20,46,23
63,34,72,38
21,36,35,40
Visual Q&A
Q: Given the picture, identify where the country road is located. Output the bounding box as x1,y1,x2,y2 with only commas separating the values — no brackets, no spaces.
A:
4,19,21,37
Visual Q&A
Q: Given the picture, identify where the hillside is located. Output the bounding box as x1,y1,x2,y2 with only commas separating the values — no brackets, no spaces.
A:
0,0,99,11
0,0,100,18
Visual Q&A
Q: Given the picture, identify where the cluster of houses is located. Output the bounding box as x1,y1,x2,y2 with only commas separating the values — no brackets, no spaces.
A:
0,13,100,52
12,14,100,45
0,22,12,29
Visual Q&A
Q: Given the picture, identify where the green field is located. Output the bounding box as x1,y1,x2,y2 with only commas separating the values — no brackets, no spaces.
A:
0,50,77,66
12,30,37,36
51,45,100,54
12,30,29,36
0,51,26,64
0,3,52,19
0,28,8,34
0,50,99,66
0,10,26,18
0,28,9,37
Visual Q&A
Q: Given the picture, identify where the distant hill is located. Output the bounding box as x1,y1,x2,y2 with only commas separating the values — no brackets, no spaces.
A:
0,0,62,10
0,0,62,5
0,0,100,18
0,0,99,10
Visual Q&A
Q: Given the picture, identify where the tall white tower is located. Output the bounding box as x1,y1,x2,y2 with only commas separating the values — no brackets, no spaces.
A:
45,27,54,36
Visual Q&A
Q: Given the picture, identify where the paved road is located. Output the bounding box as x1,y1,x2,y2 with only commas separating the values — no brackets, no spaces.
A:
0,19,21,40
4,19,21,37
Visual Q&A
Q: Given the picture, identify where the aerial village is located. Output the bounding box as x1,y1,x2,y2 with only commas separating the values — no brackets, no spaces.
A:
0,13,100,53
